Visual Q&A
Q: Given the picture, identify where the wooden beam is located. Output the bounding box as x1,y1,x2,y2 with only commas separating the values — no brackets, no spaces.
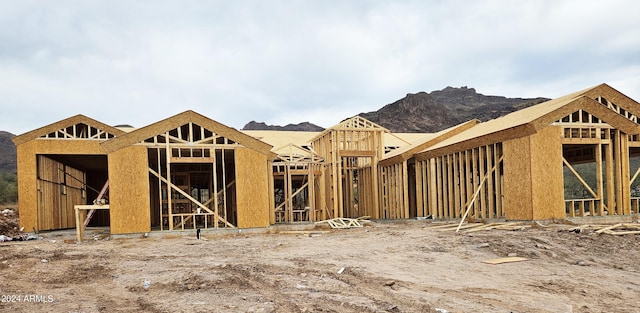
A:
415,161,424,217
403,162,410,218
165,132,173,230
456,155,504,232
562,157,599,199
486,145,495,218
340,150,376,157
494,143,502,217
149,168,234,228
595,144,604,216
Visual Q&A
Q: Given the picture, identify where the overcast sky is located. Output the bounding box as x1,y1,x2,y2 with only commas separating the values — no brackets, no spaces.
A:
1,0,639,135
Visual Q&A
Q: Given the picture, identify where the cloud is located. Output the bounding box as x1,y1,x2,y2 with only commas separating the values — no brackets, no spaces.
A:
0,0,639,134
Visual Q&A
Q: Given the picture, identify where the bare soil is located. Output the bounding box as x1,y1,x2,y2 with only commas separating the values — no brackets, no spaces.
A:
1,220,639,313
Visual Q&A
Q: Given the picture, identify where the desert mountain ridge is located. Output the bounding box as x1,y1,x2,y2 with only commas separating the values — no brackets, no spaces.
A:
0,131,16,173
242,121,325,132
242,86,548,133
355,86,548,133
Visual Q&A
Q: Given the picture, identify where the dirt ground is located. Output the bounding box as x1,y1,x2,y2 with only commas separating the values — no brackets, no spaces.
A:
1,217,640,313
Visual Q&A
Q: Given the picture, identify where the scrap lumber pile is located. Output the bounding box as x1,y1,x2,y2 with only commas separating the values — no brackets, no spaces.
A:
423,221,640,235
569,223,640,235
315,217,370,229
424,222,531,233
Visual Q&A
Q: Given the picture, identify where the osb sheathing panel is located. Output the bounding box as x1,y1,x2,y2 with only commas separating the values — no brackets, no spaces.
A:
16,141,38,231
235,147,270,228
529,126,565,219
108,145,150,234
34,139,107,155
503,135,534,220
503,126,564,220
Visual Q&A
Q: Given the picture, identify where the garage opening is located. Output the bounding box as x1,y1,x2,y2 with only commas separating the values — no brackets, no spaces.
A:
36,154,109,231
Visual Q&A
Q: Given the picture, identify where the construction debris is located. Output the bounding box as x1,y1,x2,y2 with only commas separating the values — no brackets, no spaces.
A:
424,222,531,233
279,230,330,237
424,221,640,236
315,217,370,229
482,256,528,265
568,223,640,235
0,233,41,242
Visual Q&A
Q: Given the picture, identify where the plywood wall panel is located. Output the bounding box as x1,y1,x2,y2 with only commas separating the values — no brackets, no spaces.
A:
503,126,564,220
108,145,150,234
235,147,270,228
16,141,38,231
530,126,565,219
503,136,534,220
34,140,106,155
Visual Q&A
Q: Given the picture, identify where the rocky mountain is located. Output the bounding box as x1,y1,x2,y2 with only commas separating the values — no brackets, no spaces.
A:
242,121,325,132
359,86,549,133
0,131,16,173
243,87,549,133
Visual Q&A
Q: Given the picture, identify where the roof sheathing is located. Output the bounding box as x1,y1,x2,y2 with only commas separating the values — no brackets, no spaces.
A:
415,83,640,161
379,119,480,166
242,130,318,152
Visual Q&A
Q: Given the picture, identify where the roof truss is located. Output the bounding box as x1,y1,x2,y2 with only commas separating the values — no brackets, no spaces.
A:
101,111,275,158
13,114,125,145
142,122,239,147
333,116,388,130
596,96,639,124
41,122,117,140
273,144,324,164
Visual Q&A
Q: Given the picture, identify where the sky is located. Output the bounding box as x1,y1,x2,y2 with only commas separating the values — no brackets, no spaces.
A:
1,0,639,135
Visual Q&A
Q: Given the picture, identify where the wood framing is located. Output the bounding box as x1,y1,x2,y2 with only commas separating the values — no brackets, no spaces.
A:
310,116,387,220
104,111,276,232
416,143,504,220
270,144,324,223
13,83,640,235
13,115,119,232
12,114,125,146
14,111,277,235
415,83,640,221
378,120,480,219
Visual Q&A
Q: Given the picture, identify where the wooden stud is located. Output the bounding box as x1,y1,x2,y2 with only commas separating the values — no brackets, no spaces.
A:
494,143,503,218
614,130,623,214
595,144,604,216
402,162,409,218
478,146,486,219
620,132,631,214
458,151,467,219
453,152,460,218
471,147,478,218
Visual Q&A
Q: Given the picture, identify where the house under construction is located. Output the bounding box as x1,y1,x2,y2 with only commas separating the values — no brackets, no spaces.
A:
12,83,640,235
